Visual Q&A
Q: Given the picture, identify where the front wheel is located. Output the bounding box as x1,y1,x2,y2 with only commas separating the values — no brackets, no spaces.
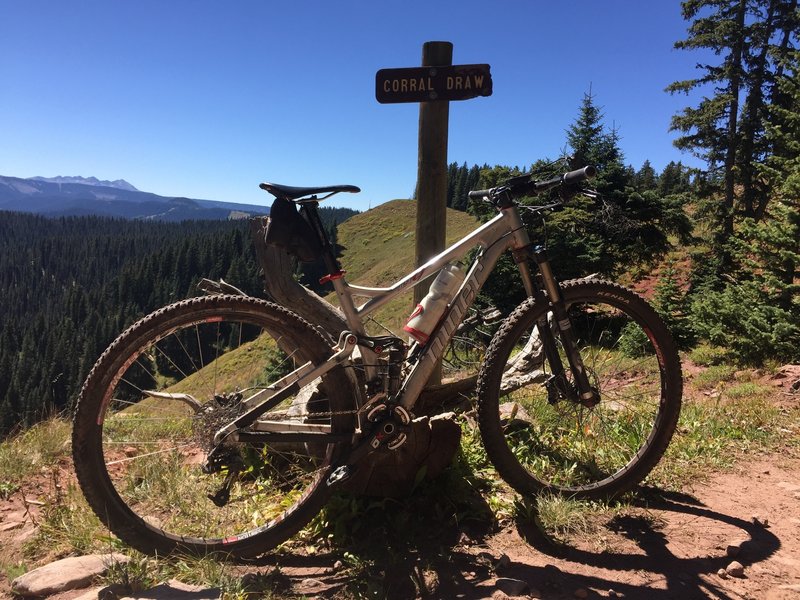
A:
72,295,358,557
477,279,682,499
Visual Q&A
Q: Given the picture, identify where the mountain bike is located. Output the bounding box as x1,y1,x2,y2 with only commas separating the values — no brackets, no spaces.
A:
72,165,682,558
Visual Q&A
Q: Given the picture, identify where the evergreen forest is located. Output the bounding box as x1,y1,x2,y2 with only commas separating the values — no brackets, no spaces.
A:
0,208,356,435
1,0,798,438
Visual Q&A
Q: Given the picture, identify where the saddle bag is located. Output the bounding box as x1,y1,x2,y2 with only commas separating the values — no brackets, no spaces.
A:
264,198,323,262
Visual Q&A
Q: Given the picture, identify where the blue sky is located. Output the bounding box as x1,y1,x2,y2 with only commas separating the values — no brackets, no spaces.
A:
1,1,708,212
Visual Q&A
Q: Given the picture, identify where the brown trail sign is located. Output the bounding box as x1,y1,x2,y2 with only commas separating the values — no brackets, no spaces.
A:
375,63,492,104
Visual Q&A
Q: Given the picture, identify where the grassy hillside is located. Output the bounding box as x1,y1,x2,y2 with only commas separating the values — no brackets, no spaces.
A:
335,199,480,333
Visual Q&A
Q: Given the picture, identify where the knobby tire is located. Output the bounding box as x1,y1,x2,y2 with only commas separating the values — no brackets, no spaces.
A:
477,279,682,499
72,295,357,558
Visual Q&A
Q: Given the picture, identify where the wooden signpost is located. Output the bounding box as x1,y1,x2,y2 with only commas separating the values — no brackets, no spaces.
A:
377,41,492,385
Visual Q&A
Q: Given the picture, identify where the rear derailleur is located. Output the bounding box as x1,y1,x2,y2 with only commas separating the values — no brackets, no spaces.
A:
200,391,248,508
201,445,244,507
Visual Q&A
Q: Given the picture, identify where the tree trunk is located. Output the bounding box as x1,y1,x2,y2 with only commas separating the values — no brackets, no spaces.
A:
739,1,777,219
720,0,747,273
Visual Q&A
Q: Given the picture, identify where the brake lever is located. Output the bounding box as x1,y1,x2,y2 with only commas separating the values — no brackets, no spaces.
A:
559,184,599,202
520,201,563,215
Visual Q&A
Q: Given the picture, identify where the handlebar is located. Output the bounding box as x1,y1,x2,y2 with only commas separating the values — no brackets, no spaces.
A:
468,165,597,203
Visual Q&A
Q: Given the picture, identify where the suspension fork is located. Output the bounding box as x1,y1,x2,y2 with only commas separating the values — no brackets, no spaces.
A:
515,245,599,406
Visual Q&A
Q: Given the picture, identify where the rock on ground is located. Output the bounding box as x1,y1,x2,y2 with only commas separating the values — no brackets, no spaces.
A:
11,554,130,597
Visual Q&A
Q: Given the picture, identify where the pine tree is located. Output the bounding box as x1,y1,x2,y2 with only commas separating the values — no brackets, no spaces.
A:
689,45,800,363
446,162,459,208
566,90,606,169
667,0,749,269
659,161,692,196
633,160,659,192
559,91,677,275
654,259,694,348
668,0,800,267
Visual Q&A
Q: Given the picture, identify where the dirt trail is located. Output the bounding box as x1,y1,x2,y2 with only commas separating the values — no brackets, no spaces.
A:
485,455,800,599
1,372,799,599
1,454,799,599
240,454,799,600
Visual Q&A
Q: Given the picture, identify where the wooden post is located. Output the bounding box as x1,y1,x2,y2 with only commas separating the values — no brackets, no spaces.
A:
415,41,452,385
415,41,452,300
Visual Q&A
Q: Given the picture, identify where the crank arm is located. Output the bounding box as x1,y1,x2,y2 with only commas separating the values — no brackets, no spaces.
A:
326,405,411,487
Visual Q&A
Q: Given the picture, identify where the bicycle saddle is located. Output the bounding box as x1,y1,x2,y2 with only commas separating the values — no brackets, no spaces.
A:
259,182,361,202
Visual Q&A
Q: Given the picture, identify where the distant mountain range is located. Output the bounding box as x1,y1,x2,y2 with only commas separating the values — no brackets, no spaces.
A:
29,175,140,192
0,175,270,221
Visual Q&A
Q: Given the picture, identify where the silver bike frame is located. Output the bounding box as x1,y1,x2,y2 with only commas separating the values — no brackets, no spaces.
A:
328,205,534,410
218,204,536,443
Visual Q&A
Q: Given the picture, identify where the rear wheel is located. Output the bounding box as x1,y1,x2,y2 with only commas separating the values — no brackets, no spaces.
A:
477,280,682,499
72,295,357,557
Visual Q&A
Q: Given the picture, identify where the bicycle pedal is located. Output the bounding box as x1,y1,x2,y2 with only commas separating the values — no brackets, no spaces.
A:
207,488,230,507
326,465,353,487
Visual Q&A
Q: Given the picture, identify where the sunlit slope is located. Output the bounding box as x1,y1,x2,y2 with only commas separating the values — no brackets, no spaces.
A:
335,199,480,333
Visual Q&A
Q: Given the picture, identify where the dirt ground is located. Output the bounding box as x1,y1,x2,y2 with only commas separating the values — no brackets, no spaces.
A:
4,453,798,599
222,454,800,600
1,370,799,599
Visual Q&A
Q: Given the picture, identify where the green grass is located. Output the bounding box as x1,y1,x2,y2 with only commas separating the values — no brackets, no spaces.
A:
335,199,479,333
651,389,798,488
0,419,71,494
101,553,282,600
692,364,738,390
724,380,773,400
1,560,27,583
160,331,283,400
4,369,797,596
25,481,112,560
688,343,730,366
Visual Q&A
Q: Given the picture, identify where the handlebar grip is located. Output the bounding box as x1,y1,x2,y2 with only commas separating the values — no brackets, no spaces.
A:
468,189,492,200
562,165,597,185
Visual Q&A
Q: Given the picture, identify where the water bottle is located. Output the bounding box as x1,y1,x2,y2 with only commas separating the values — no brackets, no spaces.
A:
403,264,465,344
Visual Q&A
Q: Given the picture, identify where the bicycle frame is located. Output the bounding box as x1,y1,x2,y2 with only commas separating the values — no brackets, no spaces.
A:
214,205,536,445
329,205,533,410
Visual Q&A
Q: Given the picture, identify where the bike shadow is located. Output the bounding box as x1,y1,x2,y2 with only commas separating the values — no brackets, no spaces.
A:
242,483,780,599
510,486,781,599
245,463,500,598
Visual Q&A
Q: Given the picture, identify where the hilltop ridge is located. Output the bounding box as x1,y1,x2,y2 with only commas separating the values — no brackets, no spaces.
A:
335,199,479,332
